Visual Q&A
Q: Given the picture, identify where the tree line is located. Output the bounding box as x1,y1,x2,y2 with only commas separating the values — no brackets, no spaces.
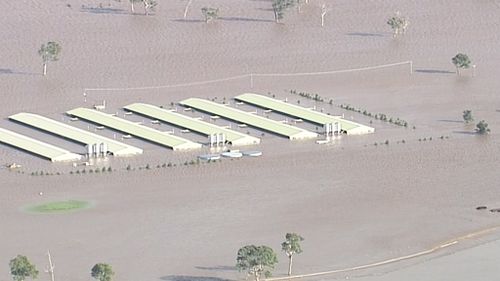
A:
7,233,304,281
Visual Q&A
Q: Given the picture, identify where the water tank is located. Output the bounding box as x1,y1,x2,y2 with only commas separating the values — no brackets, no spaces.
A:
86,144,93,156
93,143,100,156
100,142,108,156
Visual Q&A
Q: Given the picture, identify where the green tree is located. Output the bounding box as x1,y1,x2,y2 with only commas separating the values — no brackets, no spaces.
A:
452,53,471,76
281,233,304,276
476,120,490,134
387,11,409,37
91,263,114,281
272,0,295,23
9,255,38,281
201,7,219,23
462,109,473,123
236,245,278,281
38,42,61,76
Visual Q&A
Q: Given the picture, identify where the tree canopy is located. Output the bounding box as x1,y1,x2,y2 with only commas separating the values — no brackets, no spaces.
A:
272,0,295,23
201,7,219,23
387,12,409,37
38,41,61,76
281,233,304,275
476,120,490,134
236,245,278,281
462,110,473,123
91,263,115,281
9,255,38,281
452,53,471,75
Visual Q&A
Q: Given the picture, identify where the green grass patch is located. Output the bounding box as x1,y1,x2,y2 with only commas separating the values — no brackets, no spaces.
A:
27,200,90,213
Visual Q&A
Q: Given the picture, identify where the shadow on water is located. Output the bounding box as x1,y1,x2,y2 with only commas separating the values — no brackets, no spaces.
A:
346,32,385,37
0,68,40,76
80,6,128,15
174,17,273,23
219,17,274,23
195,266,237,272
415,69,455,74
452,130,477,135
437,119,464,123
173,19,206,23
160,276,233,281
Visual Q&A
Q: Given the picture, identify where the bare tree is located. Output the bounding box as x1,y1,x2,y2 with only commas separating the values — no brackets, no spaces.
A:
129,0,140,13
45,251,55,281
142,0,157,15
183,0,193,19
320,4,330,27
129,0,156,15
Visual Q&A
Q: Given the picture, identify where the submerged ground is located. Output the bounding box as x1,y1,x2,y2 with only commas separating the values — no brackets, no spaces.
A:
1,1,499,281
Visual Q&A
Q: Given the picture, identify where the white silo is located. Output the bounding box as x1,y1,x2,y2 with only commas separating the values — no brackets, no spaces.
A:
100,142,108,156
93,143,100,157
86,144,93,157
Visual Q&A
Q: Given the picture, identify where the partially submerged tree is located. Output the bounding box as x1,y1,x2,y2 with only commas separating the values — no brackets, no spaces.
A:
142,0,157,15
281,233,304,276
387,11,409,37
38,41,61,76
129,0,155,15
320,4,330,27
91,263,114,281
452,53,472,76
201,7,219,23
236,245,278,281
476,120,490,134
129,0,141,13
9,255,39,281
272,0,295,23
183,0,193,19
296,0,310,13
462,109,473,123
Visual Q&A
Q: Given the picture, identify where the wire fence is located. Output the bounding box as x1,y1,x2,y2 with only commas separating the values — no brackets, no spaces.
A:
83,60,412,93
